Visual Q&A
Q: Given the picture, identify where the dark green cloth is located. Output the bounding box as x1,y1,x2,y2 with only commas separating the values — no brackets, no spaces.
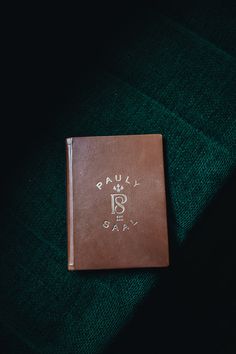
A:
1,2,236,353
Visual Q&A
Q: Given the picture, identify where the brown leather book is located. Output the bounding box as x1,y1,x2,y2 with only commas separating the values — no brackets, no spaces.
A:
66,134,169,270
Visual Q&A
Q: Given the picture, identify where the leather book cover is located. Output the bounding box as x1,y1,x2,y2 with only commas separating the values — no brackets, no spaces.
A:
66,134,169,270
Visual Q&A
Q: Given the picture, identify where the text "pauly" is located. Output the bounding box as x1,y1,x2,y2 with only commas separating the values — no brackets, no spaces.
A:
96,175,140,190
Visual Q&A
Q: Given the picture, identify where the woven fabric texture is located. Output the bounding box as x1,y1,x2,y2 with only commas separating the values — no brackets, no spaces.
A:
1,2,236,353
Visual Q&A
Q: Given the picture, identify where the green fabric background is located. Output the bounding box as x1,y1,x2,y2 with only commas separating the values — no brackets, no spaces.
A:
1,1,236,353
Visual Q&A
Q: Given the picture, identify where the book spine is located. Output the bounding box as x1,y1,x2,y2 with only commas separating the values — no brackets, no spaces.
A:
66,138,75,270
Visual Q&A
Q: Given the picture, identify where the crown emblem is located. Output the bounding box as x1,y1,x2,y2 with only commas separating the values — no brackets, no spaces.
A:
113,184,124,192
